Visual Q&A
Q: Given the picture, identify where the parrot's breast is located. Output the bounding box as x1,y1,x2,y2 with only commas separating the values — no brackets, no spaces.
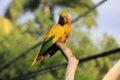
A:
60,24,70,42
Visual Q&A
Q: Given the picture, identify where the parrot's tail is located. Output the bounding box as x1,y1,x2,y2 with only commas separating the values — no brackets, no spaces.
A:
31,55,44,66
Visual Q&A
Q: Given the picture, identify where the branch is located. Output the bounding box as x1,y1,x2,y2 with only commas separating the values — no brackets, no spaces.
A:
0,42,42,71
56,41,78,80
102,60,120,80
0,0,107,71
10,48,120,80
79,48,120,63
10,63,67,80
71,0,107,23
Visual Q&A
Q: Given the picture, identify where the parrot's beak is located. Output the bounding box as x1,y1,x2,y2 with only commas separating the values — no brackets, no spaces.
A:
58,16,68,26
63,16,68,24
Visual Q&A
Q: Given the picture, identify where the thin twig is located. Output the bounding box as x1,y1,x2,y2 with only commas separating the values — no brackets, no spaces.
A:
71,0,107,23
0,42,42,71
10,63,67,80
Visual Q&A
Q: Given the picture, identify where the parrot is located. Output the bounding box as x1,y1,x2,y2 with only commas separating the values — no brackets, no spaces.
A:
31,12,71,66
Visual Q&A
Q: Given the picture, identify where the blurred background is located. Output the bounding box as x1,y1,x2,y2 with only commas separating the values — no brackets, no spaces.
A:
0,0,120,80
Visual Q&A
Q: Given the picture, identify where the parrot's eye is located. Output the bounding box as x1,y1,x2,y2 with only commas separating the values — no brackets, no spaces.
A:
58,16,68,26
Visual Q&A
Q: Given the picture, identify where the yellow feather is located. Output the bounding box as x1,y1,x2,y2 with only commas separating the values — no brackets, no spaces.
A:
31,55,44,66
43,24,65,43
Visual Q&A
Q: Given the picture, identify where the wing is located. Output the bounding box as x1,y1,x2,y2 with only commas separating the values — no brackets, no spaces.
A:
40,24,65,55
31,24,65,66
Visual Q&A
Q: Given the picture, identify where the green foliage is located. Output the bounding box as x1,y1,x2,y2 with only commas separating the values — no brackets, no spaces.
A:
0,0,119,80
0,22,37,79
8,0,26,20
34,10,53,33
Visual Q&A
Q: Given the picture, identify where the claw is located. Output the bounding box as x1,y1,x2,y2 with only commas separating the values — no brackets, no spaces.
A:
56,40,63,43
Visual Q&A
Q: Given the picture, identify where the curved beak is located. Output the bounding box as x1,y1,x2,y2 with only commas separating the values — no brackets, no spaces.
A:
58,16,68,26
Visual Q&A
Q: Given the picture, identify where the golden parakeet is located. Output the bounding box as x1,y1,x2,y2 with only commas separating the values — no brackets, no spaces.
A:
32,12,71,66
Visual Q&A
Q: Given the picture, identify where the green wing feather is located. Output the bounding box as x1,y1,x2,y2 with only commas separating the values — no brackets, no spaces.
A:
39,24,65,55
40,36,54,54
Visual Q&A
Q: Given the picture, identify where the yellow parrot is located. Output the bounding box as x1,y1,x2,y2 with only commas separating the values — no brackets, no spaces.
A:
32,12,71,66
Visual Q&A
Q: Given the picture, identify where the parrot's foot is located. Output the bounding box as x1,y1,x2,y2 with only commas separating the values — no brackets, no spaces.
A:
56,40,64,44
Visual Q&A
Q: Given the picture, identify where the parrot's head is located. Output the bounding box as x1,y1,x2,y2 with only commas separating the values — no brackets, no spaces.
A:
58,12,71,26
